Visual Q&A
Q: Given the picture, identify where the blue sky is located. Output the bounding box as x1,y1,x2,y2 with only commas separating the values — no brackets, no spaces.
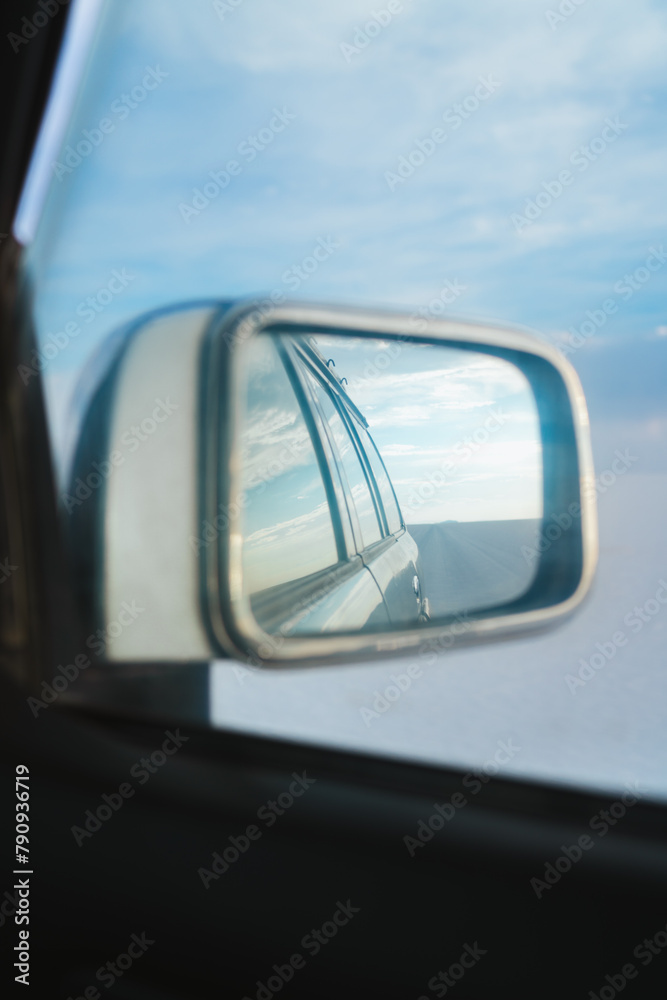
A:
16,0,667,480
313,335,542,523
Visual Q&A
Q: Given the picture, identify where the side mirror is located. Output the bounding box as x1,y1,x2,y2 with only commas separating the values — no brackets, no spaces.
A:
66,300,597,666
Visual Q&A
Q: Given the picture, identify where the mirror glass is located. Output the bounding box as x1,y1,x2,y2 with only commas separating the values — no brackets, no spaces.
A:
229,333,543,639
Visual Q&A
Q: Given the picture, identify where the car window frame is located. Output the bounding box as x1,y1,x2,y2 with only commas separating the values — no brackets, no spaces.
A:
269,338,350,569
356,422,405,535
292,345,388,555
330,392,391,539
283,343,360,560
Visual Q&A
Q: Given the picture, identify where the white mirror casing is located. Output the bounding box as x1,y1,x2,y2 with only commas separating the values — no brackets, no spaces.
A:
66,301,597,667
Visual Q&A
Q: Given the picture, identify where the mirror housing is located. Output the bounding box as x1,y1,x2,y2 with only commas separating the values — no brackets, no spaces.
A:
66,300,597,667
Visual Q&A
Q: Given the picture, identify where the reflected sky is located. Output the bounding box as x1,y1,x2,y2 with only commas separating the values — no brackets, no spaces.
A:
238,335,338,593
15,0,667,481
314,335,542,522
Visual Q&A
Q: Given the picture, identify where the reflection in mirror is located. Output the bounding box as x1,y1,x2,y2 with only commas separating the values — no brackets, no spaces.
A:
231,333,543,640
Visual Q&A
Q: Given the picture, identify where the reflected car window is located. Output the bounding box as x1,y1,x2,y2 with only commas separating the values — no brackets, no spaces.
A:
303,368,383,551
237,337,338,595
356,423,402,535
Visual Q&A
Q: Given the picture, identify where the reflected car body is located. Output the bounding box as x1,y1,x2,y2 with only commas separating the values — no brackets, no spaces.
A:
236,333,428,636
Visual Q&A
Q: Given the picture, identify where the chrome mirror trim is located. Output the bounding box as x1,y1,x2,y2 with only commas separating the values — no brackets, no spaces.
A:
202,300,598,666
